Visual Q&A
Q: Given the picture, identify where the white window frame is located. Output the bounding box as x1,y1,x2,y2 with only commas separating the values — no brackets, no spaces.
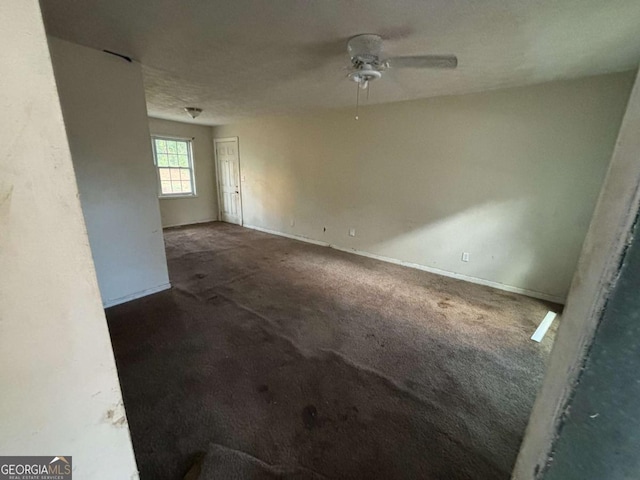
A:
151,135,197,198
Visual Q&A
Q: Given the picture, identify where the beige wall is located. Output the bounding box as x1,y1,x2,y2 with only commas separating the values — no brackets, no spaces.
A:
0,1,138,478
149,117,218,227
49,38,170,307
214,72,634,302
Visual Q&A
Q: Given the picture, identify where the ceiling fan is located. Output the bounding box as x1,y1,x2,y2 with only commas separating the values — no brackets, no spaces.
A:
346,33,458,92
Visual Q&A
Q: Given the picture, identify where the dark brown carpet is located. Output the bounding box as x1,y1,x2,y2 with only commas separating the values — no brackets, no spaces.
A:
106,222,557,480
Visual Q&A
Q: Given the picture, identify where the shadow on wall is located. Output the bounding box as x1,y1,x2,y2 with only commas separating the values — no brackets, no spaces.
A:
368,199,555,296
214,71,636,302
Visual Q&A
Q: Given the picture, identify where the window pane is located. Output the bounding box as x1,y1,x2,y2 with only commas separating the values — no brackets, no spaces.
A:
177,142,188,154
182,181,192,193
155,139,167,153
178,154,189,167
160,180,172,194
180,169,191,181
166,141,177,154
171,181,182,192
167,168,179,181
168,155,179,167
157,154,169,166
159,168,170,180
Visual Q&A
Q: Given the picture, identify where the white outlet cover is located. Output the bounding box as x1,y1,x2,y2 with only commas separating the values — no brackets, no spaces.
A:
349,228,356,237
462,252,470,262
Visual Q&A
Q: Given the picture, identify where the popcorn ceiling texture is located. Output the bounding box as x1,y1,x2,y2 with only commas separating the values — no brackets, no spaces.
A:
106,222,557,479
41,0,640,125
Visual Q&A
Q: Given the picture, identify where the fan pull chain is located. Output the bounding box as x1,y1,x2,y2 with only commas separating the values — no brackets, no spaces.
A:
355,81,360,120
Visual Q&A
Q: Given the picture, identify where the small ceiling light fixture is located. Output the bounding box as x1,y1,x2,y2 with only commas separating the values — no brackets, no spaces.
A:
184,107,203,119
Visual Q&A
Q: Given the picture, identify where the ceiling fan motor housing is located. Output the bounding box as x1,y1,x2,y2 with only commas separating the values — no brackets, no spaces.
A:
348,34,384,68
347,34,385,88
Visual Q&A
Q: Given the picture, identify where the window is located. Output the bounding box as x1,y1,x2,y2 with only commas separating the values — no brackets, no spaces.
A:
152,136,196,197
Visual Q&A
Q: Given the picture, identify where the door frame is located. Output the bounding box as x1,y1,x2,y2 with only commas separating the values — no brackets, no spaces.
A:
213,136,243,226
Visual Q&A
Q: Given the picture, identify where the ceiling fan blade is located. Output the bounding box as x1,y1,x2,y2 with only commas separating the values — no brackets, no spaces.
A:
386,55,458,69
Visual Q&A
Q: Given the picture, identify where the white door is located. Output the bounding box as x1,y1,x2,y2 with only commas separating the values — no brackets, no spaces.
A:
214,137,242,225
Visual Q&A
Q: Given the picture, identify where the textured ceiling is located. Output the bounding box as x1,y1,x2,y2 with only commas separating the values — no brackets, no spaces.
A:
41,0,640,125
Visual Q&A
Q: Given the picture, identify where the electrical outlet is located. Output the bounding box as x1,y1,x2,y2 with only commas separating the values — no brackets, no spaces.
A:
461,252,470,262
290,219,295,227
349,228,356,237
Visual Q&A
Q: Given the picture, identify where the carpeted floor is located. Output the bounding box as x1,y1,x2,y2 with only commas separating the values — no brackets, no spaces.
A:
106,222,557,480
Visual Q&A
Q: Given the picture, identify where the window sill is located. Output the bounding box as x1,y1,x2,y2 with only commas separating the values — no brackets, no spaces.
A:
159,194,198,200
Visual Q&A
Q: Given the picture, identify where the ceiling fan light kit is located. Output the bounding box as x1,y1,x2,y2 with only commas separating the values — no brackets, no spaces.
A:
346,33,458,119
348,68,382,90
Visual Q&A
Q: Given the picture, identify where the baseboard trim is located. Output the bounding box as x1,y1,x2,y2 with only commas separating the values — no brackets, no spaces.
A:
162,218,218,229
243,224,565,304
103,282,172,308
332,246,565,304
244,224,330,247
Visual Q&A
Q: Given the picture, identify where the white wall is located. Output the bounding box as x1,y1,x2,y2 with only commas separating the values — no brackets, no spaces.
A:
49,37,170,307
0,1,138,478
214,72,634,302
149,117,218,227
